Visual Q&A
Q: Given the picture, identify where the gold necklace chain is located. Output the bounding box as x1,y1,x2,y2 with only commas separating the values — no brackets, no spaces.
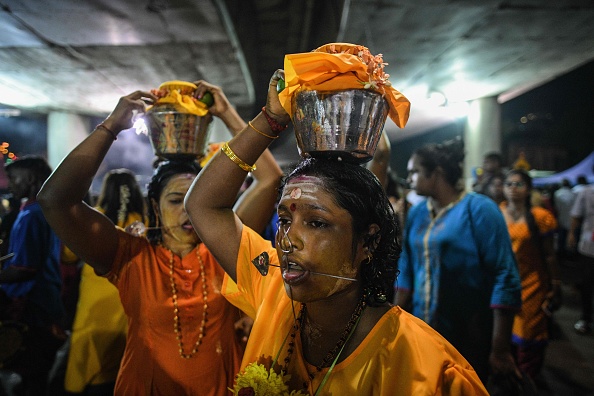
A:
168,248,208,359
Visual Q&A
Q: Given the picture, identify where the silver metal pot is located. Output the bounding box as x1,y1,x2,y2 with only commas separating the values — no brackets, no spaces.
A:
292,89,389,163
145,104,212,160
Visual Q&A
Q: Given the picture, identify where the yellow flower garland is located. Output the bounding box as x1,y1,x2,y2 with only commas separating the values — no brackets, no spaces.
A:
229,362,308,396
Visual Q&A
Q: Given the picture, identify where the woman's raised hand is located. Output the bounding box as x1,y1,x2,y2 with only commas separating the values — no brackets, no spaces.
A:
265,69,291,126
193,80,231,119
102,91,157,135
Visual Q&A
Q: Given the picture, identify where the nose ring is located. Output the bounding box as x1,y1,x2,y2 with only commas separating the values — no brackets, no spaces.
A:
277,224,294,254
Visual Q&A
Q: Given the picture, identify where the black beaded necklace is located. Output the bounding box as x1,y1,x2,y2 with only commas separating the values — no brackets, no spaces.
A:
278,297,367,395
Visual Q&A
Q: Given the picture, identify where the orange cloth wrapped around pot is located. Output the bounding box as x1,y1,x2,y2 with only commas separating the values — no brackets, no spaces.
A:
279,43,411,128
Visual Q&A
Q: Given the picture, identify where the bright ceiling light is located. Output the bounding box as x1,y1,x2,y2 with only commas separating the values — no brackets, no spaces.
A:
427,91,447,107
401,84,470,125
441,80,500,103
0,77,51,109
0,109,21,117
402,84,429,104
447,101,471,118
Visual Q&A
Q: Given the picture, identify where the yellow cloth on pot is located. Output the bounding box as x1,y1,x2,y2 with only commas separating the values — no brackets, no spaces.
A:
153,90,209,117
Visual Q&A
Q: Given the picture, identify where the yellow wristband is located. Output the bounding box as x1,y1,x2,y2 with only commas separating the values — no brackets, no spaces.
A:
221,142,256,172
248,121,278,139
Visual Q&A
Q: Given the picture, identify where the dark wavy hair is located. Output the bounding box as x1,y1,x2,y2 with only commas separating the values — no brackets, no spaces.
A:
282,157,401,306
146,160,201,244
414,137,465,188
505,169,543,253
5,155,52,196
97,168,146,226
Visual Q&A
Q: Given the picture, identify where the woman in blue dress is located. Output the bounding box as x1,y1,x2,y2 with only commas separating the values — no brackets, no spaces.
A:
394,139,522,385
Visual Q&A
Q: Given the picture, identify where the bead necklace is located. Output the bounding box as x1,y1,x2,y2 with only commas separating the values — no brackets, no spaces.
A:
279,297,366,394
303,297,366,379
280,304,305,372
168,248,208,359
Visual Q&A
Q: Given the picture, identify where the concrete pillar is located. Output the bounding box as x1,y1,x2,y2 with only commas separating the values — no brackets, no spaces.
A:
47,112,90,169
463,97,501,189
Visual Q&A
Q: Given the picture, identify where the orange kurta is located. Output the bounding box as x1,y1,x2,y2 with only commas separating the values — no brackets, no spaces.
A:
106,229,243,395
501,204,557,344
65,211,143,392
222,226,487,395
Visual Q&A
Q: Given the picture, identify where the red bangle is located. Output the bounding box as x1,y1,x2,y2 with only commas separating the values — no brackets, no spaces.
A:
97,123,117,140
261,106,288,133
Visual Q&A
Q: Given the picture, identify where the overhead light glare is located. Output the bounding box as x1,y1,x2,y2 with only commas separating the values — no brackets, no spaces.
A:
427,91,447,107
0,109,21,117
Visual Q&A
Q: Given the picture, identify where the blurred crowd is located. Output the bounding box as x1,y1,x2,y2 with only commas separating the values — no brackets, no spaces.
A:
0,89,593,395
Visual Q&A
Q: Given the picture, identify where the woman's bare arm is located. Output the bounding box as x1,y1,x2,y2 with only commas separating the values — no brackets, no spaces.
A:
367,131,391,188
193,81,283,235
185,71,289,282
38,91,156,274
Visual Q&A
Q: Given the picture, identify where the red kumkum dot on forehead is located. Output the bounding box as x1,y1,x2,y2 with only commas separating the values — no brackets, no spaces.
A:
290,203,296,211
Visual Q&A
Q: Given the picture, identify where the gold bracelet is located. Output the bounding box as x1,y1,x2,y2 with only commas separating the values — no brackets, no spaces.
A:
248,121,278,139
220,142,256,172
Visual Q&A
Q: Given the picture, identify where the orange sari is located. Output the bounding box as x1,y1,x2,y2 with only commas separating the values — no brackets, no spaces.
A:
501,204,557,344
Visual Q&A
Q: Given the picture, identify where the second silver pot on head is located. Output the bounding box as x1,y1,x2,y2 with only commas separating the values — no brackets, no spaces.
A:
145,104,213,161
292,89,389,163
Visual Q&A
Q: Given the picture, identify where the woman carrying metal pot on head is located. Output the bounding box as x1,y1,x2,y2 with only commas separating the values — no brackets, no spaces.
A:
185,43,488,395
38,80,282,395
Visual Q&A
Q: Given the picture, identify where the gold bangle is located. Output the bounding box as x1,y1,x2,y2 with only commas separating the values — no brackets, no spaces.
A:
220,142,256,172
248,121,278,139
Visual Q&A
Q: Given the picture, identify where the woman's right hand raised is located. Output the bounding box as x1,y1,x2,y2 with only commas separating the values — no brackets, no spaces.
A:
102,90,157,135
265,69,291,127
193,80,231,119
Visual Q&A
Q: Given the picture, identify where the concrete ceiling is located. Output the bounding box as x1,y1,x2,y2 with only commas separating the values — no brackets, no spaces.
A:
1,0,594,148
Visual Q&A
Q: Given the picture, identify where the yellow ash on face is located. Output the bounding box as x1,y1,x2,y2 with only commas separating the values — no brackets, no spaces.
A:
281,176,361,300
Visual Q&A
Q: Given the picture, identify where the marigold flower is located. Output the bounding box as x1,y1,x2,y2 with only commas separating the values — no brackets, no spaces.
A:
229,362,308,396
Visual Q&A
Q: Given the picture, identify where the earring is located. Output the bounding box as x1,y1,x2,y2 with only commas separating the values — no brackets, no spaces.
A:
363,253,372,265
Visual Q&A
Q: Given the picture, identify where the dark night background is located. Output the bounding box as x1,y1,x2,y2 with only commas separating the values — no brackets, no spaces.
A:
390,59,594,179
